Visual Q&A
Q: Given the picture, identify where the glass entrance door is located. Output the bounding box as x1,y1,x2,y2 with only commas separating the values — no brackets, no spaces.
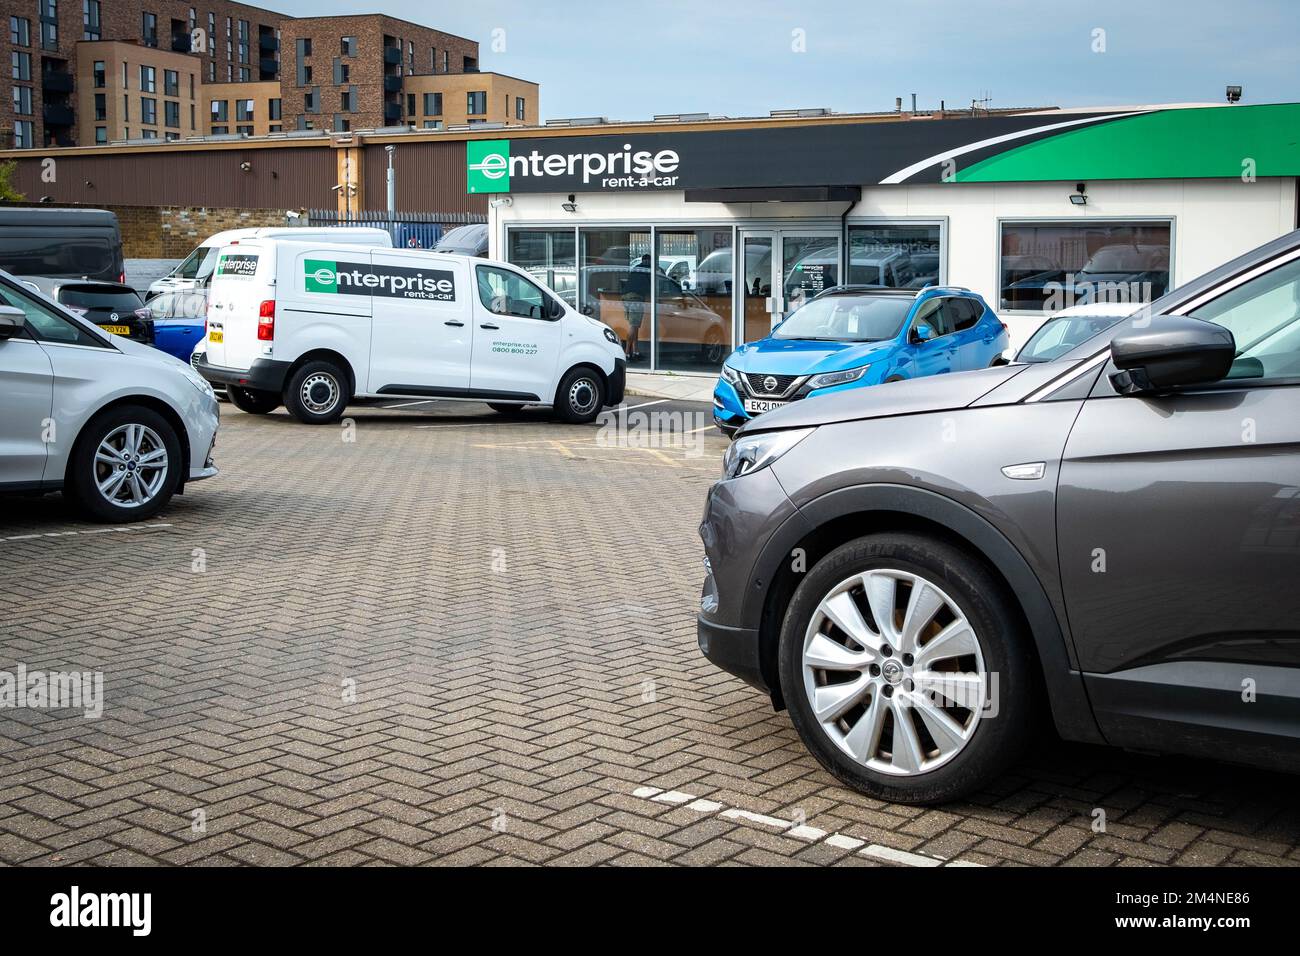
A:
738,230,842,342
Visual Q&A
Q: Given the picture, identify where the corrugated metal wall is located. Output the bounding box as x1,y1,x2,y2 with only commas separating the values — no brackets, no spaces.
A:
2,140,482,215
360,140,479,214
6,145,339,209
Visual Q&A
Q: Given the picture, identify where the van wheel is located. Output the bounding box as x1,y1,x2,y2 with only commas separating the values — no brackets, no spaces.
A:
488,403,530,416
777,533,1036,805
554,367,605,424
284,361,349,425
65,405,182,522
228,386,280,415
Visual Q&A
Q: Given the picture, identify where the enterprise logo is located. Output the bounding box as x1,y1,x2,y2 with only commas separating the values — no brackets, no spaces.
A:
304,259,457,302
469,151,509,181
467,138,681,194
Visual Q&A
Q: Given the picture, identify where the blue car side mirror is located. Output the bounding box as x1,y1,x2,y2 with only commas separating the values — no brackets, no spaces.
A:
911,323,934,343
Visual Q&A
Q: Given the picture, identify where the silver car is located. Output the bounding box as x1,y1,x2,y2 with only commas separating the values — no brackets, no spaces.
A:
0,269,219,521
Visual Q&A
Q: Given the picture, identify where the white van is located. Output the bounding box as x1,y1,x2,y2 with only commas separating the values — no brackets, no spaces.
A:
193,239,627,424
147,226,392,299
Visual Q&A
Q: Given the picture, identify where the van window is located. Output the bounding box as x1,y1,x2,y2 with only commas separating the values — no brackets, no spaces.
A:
0,282,111,348
0,233,118,280
174,245,223,283
476,265,554,320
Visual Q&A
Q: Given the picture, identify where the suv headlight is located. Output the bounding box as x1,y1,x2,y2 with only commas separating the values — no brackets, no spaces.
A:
720,363,742,386
807,364,870,390
721,427,813,480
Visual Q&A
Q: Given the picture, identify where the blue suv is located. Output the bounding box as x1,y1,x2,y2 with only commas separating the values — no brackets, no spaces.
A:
714,286,1009,435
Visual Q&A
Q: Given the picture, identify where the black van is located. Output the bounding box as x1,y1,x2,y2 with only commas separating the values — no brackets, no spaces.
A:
0,207,125,284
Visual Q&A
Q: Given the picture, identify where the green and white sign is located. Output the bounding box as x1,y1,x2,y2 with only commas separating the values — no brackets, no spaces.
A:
303,259,456,302
216,253,258,278
467,139,511,194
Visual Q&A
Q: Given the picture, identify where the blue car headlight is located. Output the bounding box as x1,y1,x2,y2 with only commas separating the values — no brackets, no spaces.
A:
807,364,870,390
720,363,742,387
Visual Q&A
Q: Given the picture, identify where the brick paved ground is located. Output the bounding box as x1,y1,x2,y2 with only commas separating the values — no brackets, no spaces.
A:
1,399,1297,867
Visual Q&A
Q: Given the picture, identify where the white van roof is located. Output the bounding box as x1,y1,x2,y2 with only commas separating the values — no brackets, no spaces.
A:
200,225,392,248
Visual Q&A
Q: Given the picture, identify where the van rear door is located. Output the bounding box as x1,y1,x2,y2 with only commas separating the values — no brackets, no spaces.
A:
205,243,273,370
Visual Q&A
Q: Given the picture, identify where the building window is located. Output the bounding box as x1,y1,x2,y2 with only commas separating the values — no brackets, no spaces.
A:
515,96,525,121
238,19,249,63
429,47,436,72
165,131,179,141
268,98,281,120
141,128,157,139
998,221,1173,312
141,97,157,125
165,100,180,127
423,92,442,116
467,91,487,115
340,88,354,112
11,51,31,81
164,69,179,96
210,99,228,122
333,115,349,132
93,92,106,120
423,120,442,130
407,41,414,72
140,65,156,93
142,12,157,47
236,98,253,121
576,229,652,367
10,16,31,46
236,125,252,135
92,59,104,87
846,224,942,290
268,124,280,133
189,102,194,127
82,0,100,40
297,37,312,57
304,87,319,113
406,93,414,116
211,126,227,134
239,66,250,81
14,120,35,147
340,36,356,56
207,13,215,55
442,51,448,73
122,93,128,120
39,19,57,51
464,55,477,72
12,86,32,115
95,126,107,144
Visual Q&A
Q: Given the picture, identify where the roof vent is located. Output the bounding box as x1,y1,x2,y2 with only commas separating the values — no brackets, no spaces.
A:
653,112,712,123
769,107,831,118
545,116,610,127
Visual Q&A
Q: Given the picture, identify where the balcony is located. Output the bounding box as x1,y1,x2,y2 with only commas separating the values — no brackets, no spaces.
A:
171,34,191,53
41,70,74,93
383,74,402,93
259,57,278,76
259,33,278,52
43,103,75,126
383,46,402,65
383,102,402,123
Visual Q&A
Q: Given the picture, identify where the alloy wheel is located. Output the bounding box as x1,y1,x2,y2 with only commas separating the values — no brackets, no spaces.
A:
801,568,987,776
93,423,169,509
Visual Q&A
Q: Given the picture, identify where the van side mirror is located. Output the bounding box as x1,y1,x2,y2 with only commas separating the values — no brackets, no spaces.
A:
0,305,28,340
911,323,934,343
1109,316,1236,395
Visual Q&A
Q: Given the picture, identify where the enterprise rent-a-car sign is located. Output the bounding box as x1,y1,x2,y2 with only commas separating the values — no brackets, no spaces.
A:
465,104,1300,194
304,259,456,302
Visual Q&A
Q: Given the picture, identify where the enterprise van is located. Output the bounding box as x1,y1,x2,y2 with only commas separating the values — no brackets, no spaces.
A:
193,240,627,424
147,226,392,299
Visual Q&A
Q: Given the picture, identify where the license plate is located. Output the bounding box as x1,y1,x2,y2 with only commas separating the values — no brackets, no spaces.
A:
744,398,788,415
99,324,131,335
209,329,224,343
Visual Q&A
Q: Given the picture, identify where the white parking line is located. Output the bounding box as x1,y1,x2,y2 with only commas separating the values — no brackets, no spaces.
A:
631,785,982,867
0,522,173,544
618,399,671,411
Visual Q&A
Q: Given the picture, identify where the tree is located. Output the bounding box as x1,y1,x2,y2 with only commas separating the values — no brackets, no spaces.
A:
0,160,24,201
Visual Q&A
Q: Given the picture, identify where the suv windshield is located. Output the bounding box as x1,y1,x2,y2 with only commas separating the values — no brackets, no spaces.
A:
773,295,911,342
1018,313,1128,363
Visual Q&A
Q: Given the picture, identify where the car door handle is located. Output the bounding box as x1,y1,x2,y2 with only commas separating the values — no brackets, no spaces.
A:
480,323,500,330
445,320,465,327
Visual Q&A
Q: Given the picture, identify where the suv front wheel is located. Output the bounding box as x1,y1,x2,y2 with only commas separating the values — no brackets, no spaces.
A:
778,532,1036,804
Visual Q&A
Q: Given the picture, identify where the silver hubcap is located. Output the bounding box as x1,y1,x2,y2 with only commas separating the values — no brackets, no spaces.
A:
301,372,340,415
802,568,986,776
94,423,169,508
568,378,598,415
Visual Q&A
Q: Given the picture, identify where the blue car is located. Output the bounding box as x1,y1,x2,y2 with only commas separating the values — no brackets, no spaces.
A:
144,288,208,361
714,286,1009,435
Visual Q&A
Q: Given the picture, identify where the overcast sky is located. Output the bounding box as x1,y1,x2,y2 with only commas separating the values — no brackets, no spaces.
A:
275,0,1300,121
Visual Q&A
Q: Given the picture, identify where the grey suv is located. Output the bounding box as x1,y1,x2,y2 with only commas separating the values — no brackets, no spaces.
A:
698,229,1300,804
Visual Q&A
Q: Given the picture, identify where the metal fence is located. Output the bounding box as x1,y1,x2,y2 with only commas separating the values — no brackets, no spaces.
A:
306,209,485,250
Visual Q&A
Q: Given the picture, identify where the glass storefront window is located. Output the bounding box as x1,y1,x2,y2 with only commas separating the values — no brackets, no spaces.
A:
848,224,941,289
507,229,576,304
578,229,652,369
999,221,1171,312
655,228,733,372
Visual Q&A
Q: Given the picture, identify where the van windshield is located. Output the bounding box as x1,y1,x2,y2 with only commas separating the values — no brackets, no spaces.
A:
174,246,223,283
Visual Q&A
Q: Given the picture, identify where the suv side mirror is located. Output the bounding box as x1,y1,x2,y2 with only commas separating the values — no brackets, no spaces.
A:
1109,315,1236,395
0,305,28,340
911,323,934,343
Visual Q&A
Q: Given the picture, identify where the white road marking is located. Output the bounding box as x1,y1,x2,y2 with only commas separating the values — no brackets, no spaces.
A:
632,784,983,867
1,522,172,544
617,399,670,412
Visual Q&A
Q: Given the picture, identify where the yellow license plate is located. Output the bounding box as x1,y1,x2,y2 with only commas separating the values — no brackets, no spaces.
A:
209,329,224,343
99,324,131,335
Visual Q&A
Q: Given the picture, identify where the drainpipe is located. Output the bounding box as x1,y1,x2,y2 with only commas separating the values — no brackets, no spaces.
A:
840,196,859,287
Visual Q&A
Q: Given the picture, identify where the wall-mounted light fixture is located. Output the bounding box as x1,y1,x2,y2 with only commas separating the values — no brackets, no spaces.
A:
239,161,252,172
1069,182,1087,206
1226,85,1243,104
561,193,578,213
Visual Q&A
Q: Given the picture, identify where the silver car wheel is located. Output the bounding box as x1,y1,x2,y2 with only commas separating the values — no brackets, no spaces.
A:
301,372,341,415
801,568,987,776
94,423,169,509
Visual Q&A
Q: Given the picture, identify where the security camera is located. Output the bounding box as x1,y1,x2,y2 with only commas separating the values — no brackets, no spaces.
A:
239,161,252,171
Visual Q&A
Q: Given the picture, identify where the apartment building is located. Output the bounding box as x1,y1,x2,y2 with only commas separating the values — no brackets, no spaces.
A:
1,2,537,147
